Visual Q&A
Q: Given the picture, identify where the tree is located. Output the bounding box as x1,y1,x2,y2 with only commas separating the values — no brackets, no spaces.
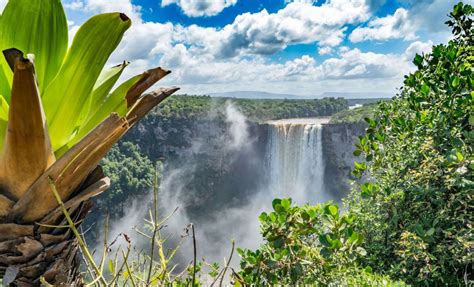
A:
349,2,473,285
0,1,178,285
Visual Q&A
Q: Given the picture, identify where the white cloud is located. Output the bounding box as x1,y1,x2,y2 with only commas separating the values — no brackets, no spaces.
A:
0,0,7,13
157,42,413,89
102,0,374,69
63,1,84,10
62,0,436,97
349,8,416,42
317,48,410,79
284,0,318,4
161,0,237,17
403,40,433,62
171,0,372,59
318,46,333,55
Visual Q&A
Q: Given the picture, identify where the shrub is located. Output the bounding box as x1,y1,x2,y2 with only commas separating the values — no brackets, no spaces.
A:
348,2,473,285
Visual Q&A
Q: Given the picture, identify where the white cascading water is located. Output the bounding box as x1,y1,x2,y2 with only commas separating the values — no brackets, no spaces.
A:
266,118,330,204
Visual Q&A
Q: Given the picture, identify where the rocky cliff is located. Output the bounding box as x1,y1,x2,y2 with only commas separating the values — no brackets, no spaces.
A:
322,123,367,199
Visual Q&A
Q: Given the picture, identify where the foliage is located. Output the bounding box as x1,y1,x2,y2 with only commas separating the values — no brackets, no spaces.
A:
348,2,473,285
235,199,406,286
330,103,379,124
99,141,155,217
155,95,348,122
0,0,172,153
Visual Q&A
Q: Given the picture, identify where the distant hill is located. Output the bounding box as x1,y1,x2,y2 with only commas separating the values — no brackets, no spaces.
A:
210,90,393,100
321,92,393,99
210,91,308,99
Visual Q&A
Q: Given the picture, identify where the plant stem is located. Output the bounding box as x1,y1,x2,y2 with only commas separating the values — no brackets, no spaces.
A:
192,224,197,287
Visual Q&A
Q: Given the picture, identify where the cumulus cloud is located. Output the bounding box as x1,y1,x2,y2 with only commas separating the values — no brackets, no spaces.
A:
171,0,372,59
349,8,416,42
157,42,414,90
318,46,333,55
318,48,410,79
62,0,439,96
284,0,318,4
161,0,237,17
403,40,433,61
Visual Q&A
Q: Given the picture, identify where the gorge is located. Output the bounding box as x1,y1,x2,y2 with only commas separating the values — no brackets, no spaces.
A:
87,96,369,264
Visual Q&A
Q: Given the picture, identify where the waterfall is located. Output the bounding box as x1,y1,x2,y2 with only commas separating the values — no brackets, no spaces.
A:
266,118,330,204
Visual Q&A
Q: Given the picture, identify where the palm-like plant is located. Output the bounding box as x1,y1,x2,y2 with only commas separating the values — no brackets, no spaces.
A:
0,0,178,285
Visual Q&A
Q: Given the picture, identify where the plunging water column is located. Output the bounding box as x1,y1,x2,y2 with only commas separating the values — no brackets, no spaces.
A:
266,118,330,203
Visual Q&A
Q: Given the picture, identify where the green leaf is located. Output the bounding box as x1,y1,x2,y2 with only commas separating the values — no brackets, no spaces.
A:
0,64,11,103
354,161,366,171
108,259,115,274
272,199,282,210
426,228,435,236
281,198,291,210
64,74,140,151
420,84,430,96
246,256,257,265
319,234,331,247
0,0,68,96
0,95,8,148
273,236,285,248
43,12,131,151
82,61,129,126
452,76,460,88
320,247,332,258
324,204,338,218
413,54,423,67
0,96,8,123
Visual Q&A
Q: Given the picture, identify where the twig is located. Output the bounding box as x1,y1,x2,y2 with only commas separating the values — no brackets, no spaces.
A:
48,177,107,286
210,240,236,287
219,240,235,287
110,245,131,287
122,248,137,287
191,224,197,287
146,163,160,285
98,214,109,275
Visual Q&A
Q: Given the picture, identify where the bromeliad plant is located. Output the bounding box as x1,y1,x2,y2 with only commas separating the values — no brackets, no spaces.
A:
0,0,178,285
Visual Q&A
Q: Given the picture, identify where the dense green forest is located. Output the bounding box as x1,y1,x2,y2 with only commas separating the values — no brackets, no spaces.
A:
154,95,348,122
91,3,472,286
330,103,378,123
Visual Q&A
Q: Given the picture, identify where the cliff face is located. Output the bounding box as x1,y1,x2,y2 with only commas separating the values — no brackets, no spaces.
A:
122,114,269,214
321,123,366,199
121,114,366,210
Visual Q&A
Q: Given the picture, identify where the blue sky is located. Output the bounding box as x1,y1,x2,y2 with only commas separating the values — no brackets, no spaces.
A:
55,0,470,97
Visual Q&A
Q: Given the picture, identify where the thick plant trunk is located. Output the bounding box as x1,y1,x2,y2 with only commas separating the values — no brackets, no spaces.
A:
0,166,107,286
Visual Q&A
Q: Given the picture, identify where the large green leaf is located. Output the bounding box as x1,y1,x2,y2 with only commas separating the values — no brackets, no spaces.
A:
43,13,131,151
66,67,170,151
87,61,129,121
0,64,10,103
66,75,141,150
0,0,68,97
0,95,8,148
